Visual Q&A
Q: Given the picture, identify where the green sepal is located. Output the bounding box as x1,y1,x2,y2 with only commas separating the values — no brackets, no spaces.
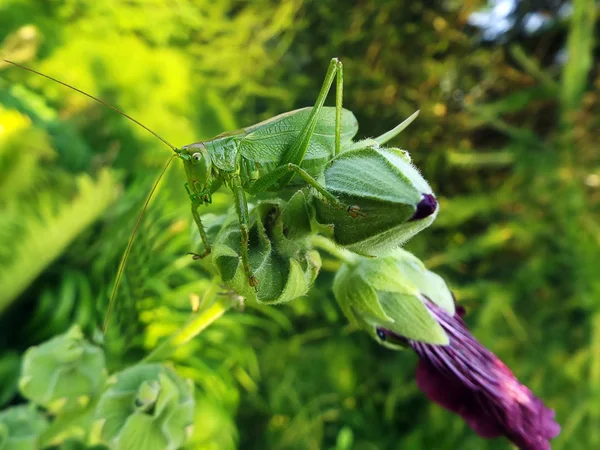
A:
354,257,419,296
94,364,194,450
333,263,392,326
0,405,48,450
377,292,448,345
19,325,106,414
350,257,447,343
281,190,314,241
212,199,320,304
313,145,438,256
334,253,451,348
392,249,455,315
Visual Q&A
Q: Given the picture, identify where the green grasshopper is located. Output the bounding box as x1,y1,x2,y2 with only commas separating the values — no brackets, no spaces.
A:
4,58,420,328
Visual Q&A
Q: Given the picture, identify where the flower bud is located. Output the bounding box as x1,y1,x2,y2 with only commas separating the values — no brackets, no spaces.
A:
212,192,321,304
94,364,194,450
336,249,561,449
0,405,48,449
333,249,454,346
313,144,438,256
19,325,106,413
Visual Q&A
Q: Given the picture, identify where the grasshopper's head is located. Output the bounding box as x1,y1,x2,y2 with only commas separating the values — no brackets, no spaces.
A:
177,143,214,203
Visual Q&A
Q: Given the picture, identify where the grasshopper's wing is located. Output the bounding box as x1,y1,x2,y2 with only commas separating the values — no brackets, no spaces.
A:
239,107,358,164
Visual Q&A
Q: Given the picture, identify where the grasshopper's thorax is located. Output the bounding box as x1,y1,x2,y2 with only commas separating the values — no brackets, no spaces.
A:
177,143,214,204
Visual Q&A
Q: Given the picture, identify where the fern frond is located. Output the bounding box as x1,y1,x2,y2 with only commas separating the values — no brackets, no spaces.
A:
0,170,117,312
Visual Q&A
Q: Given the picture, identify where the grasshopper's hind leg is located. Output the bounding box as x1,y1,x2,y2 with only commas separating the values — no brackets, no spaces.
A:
247,163,365,218
334,58,343,156
230,175,258,289
277,58,344,187
247,58,362,216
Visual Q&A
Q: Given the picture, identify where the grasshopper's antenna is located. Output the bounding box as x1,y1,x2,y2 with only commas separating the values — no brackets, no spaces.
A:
104,154,177,332
3,59,178,152
3,60,180,331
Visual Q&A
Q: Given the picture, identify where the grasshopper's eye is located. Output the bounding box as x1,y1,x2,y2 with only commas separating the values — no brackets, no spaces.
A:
191,152,202,164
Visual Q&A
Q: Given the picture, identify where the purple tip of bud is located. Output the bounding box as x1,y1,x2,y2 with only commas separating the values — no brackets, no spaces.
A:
410,194,437,221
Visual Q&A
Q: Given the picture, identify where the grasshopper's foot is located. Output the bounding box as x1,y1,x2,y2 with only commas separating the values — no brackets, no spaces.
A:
187,248,211,260
347,204,366,218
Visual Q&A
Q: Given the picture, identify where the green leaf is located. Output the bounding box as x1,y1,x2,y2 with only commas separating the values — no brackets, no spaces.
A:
115,415,167,450
0,405,48,450
0,170,117,314
95,364,194,450
0,353,20,407
561,0,596,112
19,325,106,413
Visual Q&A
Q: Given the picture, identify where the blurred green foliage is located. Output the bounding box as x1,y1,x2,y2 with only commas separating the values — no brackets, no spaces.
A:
0,0,598,448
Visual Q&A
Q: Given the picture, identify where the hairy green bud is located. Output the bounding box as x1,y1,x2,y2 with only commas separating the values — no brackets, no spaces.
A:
212,192,321,304
333,249,454,348
94,364,194,450
19,326,105,413
314,144,438,255
0,405,48,450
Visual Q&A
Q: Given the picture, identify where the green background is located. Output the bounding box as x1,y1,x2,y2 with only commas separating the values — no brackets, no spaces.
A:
0,0,598,448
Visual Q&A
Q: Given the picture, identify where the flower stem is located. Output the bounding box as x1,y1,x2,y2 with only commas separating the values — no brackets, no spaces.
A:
143,297,234,363
311,235,357,264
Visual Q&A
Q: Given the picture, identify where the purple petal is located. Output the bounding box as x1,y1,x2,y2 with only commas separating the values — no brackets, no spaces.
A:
387,300,560,450
416,359,503,438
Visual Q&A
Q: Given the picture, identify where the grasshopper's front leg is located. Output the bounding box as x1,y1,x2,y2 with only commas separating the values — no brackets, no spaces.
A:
229,174,258,289
188,199,212,260
185,183,212,260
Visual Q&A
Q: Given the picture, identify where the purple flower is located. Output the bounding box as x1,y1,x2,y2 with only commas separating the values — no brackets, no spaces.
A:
377,301,560,450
